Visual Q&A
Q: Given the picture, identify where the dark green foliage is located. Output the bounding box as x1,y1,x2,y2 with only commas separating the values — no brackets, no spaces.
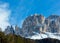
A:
0,32,60,43
0,32,35,43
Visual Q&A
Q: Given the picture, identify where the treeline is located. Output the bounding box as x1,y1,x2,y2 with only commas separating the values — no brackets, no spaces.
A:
0,32,60,43
0,32,35,43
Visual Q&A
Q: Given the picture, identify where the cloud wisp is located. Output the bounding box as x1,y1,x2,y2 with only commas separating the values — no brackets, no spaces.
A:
0,2,11,31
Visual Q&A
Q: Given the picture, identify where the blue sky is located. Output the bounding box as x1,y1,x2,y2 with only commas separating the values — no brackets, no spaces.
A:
0,0,60,30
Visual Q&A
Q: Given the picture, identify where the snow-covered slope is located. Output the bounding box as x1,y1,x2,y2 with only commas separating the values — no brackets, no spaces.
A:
27,32,60,40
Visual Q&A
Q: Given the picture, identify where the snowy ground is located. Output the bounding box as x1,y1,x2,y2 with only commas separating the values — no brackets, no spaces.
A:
26,32,60,40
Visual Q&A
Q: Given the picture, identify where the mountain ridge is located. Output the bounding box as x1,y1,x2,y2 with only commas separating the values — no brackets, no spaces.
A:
0,14,60,40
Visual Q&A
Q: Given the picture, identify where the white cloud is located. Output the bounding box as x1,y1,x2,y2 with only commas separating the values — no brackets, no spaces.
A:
0,3,11,31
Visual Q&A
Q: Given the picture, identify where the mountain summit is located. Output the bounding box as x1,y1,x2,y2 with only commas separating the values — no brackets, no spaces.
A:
4,14,60,40
22,14,60,40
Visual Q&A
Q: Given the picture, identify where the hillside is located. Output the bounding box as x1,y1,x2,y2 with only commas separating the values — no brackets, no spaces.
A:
0,32,60,43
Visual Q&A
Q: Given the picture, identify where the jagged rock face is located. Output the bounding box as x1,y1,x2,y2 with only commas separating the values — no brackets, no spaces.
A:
46,15,60,33
22,14,60,37
22,14,45,37
15,25,23,36
15,25,20,35
4,26,15,35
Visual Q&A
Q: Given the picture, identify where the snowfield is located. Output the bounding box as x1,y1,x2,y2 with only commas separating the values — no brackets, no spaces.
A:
26,32,60,40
